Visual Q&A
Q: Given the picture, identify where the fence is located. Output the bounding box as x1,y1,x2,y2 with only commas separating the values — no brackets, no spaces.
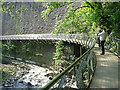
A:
0,34,94,48
0,34,96,89
40,34,96,89
42,46,96,89
105,36,120,57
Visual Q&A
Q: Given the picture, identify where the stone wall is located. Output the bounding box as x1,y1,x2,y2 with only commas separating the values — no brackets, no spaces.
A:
2,2,68,35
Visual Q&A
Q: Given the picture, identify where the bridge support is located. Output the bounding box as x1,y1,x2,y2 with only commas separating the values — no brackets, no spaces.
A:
74,44,82,58
80,45,82,56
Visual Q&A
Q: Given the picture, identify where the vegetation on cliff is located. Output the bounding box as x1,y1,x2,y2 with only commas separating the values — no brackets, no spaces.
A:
1,1,120,69
41,2,120,38
1,2,120,37
40,2,120,69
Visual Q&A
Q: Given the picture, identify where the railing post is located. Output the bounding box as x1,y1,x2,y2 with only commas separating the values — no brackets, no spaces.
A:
118,41,120,55
74,43,80,57
58,75,66,88
80,45,82,56
14,40,17,59
1,34,96,89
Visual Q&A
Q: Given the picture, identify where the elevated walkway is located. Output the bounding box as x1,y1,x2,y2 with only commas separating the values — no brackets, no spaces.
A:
90,44,119,88
1,34,119,89
0,34,94,48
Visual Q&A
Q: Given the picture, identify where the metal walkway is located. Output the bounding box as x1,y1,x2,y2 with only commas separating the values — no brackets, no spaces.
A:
90,44,119,88
1,34,119,88
1,34,96,89
0,34,94,47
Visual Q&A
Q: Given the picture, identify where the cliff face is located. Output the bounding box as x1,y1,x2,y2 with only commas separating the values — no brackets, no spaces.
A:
2,2,68,35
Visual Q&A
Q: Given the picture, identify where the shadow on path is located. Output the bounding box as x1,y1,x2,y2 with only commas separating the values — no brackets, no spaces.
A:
90,44,119,88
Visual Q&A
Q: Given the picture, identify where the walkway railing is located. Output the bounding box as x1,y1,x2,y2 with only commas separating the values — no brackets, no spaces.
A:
105,36,120,57
0,34,96,89
42,46,96,89
40,34,96,89
0,34,94,48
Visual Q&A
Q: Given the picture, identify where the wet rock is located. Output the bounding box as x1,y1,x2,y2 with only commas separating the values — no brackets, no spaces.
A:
14,78,18,81
2,60,59,88
38,26,40,29
19,80,23,83
27,82,33,87
42,64,46,67
2,57,12,64
49,76,53,80
38,80,41,83
16,58,22,61
4,84,9,87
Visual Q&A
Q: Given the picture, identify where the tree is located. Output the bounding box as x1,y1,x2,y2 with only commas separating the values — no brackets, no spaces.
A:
1,1,120,37
41,2,120,38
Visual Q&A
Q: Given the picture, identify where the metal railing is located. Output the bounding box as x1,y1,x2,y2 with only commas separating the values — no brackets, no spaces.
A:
42,46,96,89
0,34,94,48
105,36,120,57
0,34,96,89
41,35,96,89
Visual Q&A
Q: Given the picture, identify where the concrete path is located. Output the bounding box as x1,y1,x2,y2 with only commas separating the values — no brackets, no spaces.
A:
90,44,119,88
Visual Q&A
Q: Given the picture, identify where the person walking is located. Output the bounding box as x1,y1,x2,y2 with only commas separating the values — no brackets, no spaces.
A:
97,29,101,48
98,29,108,55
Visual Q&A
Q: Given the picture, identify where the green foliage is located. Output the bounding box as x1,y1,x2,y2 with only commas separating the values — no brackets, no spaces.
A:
41,2,65,20
2,41,16,55
1,2,28,20
2,41,57,66
70,55,75,61
0,64,17,82
1,2,120,36
35,53,43,56
51,2,99,34
41,2,120,37
53,41,66,69
53,40,75,70
53,41,64,61
54,59,66,66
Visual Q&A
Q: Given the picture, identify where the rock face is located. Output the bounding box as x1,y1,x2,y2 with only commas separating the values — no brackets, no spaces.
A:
2,2,68,35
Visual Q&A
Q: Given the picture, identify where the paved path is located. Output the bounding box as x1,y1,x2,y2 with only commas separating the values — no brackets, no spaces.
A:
90,44,119,88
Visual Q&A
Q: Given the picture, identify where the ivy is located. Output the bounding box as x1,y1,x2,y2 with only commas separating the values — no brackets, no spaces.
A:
52,41,66,69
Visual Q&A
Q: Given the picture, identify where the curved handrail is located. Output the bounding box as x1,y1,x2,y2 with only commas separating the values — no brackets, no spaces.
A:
42,46,94,89
0,34,94,48
1,34,96,89
42,38,96,89
105,36,120,57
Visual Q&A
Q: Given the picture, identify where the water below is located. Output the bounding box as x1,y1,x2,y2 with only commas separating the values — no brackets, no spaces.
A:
1,59,58,89
1,57,78,89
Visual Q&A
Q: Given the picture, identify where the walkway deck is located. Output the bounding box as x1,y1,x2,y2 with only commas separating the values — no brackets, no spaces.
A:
90,44,119,88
